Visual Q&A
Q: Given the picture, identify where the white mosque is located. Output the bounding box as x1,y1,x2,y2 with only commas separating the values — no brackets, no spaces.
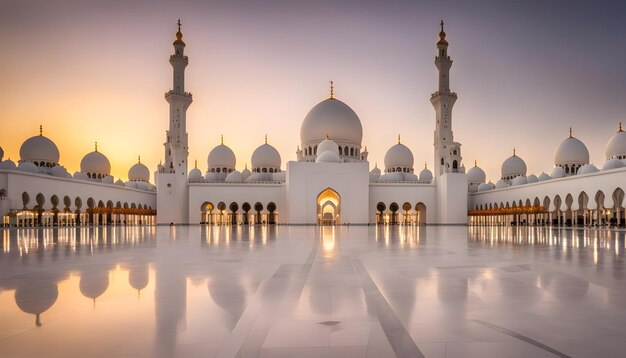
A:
1,21,625,227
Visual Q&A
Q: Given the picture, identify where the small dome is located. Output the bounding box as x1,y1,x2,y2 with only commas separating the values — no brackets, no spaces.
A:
251,142,281,171
18,161,39,173
273,171,286,182
225,170,244,183
370,164,381,175
537,172,551,181
125,181,138,189
419,166,433,183
384,142,414,172
511,175,527,186
242,165,251,180
605,125,626,160
495,179,510,189
527,174,538,183
317,138,339,155
80,148,111,178
551,166,565,178
128,158,150,182
246,172,273,182
315,150,341,163
102,176,114,184
73,172,89,180
115,179,125,186
300,97,363,148
19,130,60,165
188,168,202,182
369,164,381,183
204,172,226,182
554,134,589,166
477,182,492,192
208,143,236,170
602,158,625,171
378,172,404,182
404,173,419,182
0,159,17,170
501,151,527,179
578,164,599,175
467,163,486,183
50,166,68,178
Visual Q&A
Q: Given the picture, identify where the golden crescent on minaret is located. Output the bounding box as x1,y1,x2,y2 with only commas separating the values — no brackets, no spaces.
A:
176,19,183,41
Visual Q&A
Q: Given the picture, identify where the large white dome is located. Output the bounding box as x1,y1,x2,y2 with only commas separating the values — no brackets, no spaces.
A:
501,152,527,179
128,159,150,182
251,143,281,170
208,144,236,170
80,149,111,177
605,125,626,160
467,163,486,183
384,142,414,172
300,98,363,147
19,132,60,165
554,135,589,166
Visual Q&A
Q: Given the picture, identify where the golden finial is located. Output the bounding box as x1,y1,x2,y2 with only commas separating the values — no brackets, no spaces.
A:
440,20,444,32
513,147,516,156
326,134,330,140
244,163,248,169
329,81,334,99
220,134,223,145
178,19,181,32
39,125,43,136
425,162,428,169
194,159,197,169
474,160,477,167
95,141,98,152
364,146,367,151
569,126,573,138
265,134,267,144
138,155,141,163
176,19,183,41
398,134,401,144
619,122,623,133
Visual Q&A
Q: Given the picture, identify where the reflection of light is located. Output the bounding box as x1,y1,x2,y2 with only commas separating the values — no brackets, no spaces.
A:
321,226,336,256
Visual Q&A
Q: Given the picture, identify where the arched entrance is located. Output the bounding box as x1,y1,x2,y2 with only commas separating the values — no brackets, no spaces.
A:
317,188,340,225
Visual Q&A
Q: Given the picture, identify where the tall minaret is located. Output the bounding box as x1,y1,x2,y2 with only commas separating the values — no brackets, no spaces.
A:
431,21,464,177
163,19,192,175
157,20,192,224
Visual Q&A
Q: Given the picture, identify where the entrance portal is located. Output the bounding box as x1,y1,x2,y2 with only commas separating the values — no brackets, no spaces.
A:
317,188,340,225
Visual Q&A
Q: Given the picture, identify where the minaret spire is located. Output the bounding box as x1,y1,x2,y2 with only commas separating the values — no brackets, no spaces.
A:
569,126,573,138
329,81,334,99
95,141,98,152
39,125,43,136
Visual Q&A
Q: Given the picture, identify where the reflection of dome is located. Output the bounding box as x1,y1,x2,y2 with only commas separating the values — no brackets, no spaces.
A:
384,141,414,172
538,172,551,181
128,157,150,182
208,278,247,330
602,158,625,171
251,142,281,172
578,164,599,175
501,151,527,180
79,270,110,303
19,129,60,166
554,133,589,166
129,265,149,294
300,97,363,148
80,145,111,178
15,281,58,327
208,141,236,171
467,163,486,183
605,124,626,160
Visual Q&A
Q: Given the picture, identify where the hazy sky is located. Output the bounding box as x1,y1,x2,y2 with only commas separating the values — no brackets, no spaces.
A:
1,0,625,182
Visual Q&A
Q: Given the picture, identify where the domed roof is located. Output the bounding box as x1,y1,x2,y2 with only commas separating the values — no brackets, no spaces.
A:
18,161,39,173
419,165,433,182
370,164,381,175
527,174,538,183
378,172,404,182
404,173,419,182
251,141,281,169
128,157,149,182
316,150,341,163
554,130,589,166
578,164,599,175
605,124,626,160
80,145,111,176
188,168,202,182
300,96,363,147
317,137,339,155
246,172,273,182
501,150,527,179
242,165,251,180
208,140,236,169
225,170,244,183
0,159,17,170
115,179,125,186
477,182,493,192
602,158,625,171
73,171,89,180
50,165,68,178
538,172,551,181
512,175,527,186
551,166,565,178
467,162,486,183
19,128,60,165
384,140,414,171
495,179,510,189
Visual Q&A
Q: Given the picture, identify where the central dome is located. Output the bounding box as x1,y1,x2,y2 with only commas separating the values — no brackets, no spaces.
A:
300,98,363,148
20,134,60,166
554,136,589,166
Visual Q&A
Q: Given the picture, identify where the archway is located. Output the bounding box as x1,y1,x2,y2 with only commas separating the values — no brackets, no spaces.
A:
415,202,427,225
317,188,340,225
201,202,214,224
376,202,386,225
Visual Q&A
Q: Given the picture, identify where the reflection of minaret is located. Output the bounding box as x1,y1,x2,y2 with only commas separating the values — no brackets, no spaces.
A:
207,277,247,330
79,268,110,306
15,277,59,327
432,21,464,177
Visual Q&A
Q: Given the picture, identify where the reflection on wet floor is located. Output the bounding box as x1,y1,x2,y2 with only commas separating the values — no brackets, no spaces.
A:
1,225,626,357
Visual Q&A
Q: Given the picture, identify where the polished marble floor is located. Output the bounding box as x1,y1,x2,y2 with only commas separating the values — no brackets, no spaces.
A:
1,225,625,357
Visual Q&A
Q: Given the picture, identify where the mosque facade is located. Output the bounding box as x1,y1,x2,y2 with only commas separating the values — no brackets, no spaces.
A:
1,22,625,227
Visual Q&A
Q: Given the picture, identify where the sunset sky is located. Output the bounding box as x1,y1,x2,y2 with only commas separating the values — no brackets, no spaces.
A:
1,0,625,182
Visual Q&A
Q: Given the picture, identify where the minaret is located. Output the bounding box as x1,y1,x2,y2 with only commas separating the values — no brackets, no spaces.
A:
157,20,192,224
431,21,464,177
163,19,192,175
